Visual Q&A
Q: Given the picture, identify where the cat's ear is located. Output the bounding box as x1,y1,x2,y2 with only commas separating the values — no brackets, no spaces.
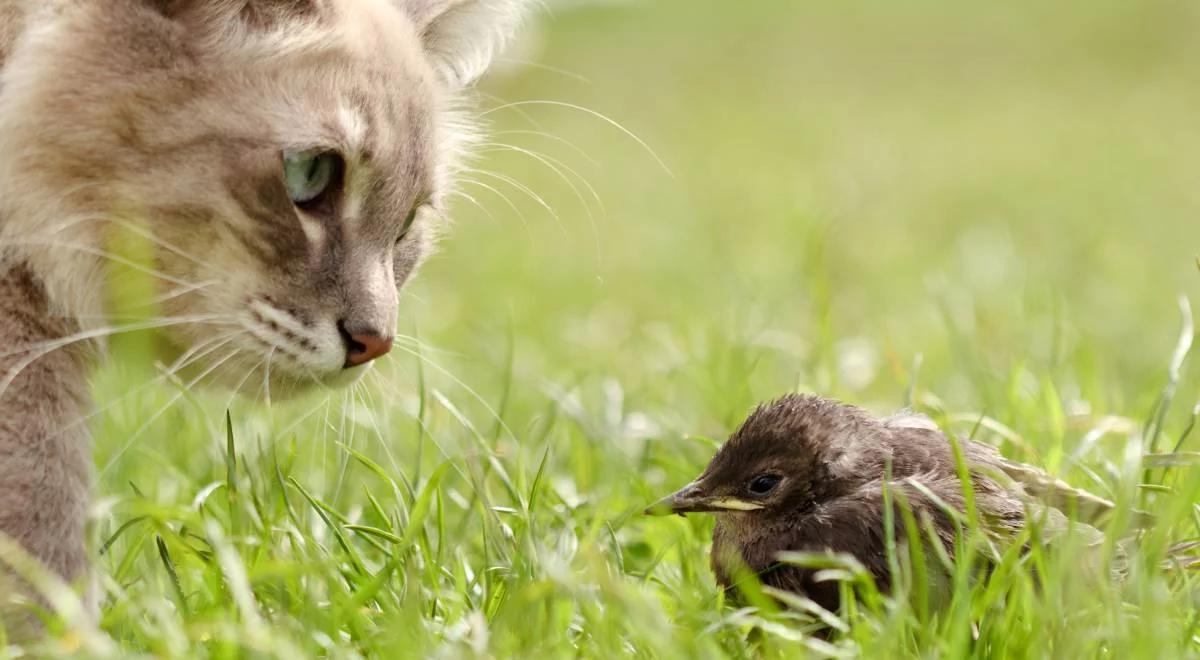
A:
396,0,532,87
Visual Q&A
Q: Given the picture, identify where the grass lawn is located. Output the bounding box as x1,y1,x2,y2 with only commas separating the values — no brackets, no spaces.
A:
12,0,1200,657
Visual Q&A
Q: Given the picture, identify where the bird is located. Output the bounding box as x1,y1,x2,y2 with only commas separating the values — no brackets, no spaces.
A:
645,394,1123,613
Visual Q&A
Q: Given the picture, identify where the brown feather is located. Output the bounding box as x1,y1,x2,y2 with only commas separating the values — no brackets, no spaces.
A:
652,394,1117,612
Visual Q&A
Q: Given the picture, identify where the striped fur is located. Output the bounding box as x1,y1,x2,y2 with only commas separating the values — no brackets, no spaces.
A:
0,0,532,622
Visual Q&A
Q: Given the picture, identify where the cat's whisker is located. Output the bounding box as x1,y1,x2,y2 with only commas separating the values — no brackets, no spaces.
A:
101,217,212,270
480,141,605,251
457,177,533,236
76,331,248,433
494,58,592,83
392,334,460,361
0,0,539,606
98,345,244,479
462,167,563,234
364,369,423,484
271,390,335,440
0,314,238,360
445,189,501,227
333,383,363,499
356,373,405,478
398,288,428,306
0,211,98,248
165,331,248,374
0,314,239,403
0,238,206,290
146,280,222,306
331,389,352,490
478,91,549,133
223,352,270,416
366,367,478,491
479,99,673,176
320,392,336,477
11,209,220,284
481,141,605,218
490,129,600,167
386,342,519,445
261,347,276,409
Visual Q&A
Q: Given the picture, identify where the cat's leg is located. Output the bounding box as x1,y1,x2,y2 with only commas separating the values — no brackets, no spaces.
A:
0,263,92,627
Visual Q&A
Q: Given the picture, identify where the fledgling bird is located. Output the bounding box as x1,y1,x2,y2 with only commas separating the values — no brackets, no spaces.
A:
646,394,1119,612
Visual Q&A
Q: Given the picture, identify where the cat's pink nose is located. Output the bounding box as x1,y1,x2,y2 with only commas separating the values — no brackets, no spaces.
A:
342,327,393,367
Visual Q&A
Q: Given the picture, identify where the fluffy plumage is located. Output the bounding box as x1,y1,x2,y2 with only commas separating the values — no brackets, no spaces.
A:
648,394,1117,612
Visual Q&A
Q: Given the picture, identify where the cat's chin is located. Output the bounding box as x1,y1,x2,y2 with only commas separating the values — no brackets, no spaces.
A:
313,363,373,390
178,353,374,402
248,363,372,400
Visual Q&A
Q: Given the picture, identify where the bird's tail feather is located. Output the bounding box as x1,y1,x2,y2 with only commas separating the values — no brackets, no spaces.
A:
1164,539,1200,571
988,457,1155,526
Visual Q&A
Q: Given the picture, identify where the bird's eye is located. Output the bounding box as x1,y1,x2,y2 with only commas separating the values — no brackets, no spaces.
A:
747,474,782,496
283,151,343,210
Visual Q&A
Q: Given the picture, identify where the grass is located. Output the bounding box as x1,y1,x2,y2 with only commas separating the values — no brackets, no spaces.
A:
6,0,1200,657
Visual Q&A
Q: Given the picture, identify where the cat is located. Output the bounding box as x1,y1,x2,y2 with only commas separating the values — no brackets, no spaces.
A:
0,0,531,621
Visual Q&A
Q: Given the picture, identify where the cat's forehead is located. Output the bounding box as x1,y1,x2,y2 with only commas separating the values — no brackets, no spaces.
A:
317,10,438,176
336,67,438,172
211,3,441,191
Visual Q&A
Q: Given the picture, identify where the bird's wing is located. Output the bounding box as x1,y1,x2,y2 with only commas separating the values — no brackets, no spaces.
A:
880,426,958,478
755,479,969,610
970,448,1119,524
886,420,1124,525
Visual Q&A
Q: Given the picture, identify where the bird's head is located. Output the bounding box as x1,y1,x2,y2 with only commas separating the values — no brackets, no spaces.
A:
646,394,883,518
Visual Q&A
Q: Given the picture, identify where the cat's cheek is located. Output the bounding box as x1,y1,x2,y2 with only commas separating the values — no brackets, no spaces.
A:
393,228,429,290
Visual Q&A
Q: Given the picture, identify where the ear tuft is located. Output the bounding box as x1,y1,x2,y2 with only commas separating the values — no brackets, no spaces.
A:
400,0,532,87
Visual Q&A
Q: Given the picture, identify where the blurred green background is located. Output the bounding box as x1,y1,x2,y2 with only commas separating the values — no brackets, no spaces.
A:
80,1,1200,656
426,0,1200,416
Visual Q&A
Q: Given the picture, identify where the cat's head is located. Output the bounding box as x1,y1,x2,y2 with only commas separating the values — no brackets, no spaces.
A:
0,0,528,393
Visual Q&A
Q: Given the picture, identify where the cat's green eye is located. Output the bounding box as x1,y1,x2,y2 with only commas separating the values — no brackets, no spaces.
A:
283,151,341,206
399,207,418,240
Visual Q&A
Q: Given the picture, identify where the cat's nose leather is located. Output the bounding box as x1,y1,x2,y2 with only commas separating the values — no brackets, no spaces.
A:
340,325,393,367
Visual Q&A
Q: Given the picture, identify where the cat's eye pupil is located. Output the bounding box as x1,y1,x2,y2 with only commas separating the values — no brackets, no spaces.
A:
748,474,781,496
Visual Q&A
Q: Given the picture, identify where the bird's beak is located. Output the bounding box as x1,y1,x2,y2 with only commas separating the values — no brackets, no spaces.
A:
643,482,765,516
